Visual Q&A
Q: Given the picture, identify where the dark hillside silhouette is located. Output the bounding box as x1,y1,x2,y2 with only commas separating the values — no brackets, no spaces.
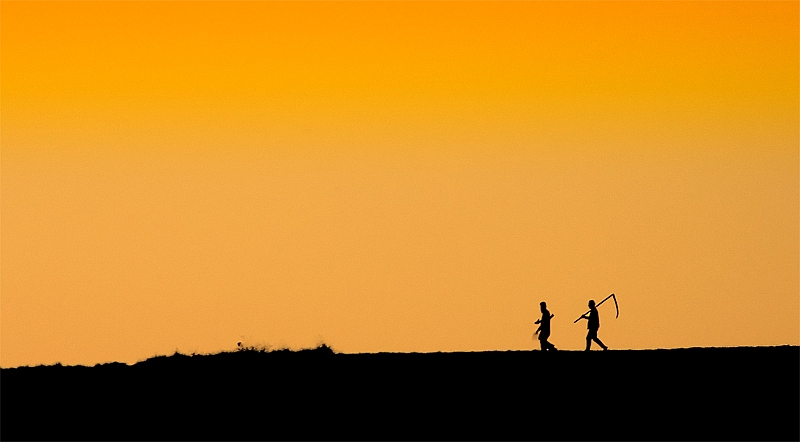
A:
2,345,798,441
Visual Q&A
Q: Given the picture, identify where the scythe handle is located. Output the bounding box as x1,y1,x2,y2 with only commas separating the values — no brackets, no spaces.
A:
573,293,618,323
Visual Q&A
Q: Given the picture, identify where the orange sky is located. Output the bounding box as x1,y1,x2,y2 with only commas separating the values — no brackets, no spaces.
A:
2,1,798,368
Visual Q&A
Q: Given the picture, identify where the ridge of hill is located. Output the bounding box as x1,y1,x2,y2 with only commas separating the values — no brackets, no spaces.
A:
2,346,797,440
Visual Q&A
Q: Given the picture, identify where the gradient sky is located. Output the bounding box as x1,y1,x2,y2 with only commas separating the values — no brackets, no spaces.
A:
2,1,798,368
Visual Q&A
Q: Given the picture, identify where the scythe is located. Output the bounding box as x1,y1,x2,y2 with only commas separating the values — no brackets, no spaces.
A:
574,293,619,323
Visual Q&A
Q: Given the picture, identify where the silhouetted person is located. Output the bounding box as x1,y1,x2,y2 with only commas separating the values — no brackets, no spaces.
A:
579,299,608,351
534,301,557,351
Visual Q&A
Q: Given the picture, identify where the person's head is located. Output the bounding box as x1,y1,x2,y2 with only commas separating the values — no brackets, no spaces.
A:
540,301,547,312
588,300,596,308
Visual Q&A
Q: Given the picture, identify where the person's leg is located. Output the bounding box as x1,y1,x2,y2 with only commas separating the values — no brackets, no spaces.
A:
540,331,551,351
585,330,593,351
593,337,608,350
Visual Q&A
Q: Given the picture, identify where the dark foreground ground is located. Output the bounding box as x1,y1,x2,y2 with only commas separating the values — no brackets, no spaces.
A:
1,346,798,441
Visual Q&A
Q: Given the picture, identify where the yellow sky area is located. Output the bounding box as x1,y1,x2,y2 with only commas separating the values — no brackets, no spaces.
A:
1,2,798,367
3,151,797,367
3,2,796,157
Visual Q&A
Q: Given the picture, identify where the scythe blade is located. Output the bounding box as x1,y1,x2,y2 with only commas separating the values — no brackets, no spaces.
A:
573,293,619,323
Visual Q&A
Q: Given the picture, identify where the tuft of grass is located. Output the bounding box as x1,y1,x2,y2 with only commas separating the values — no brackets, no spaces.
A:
235,343,272,353
309,343,335,354
232,342,335,355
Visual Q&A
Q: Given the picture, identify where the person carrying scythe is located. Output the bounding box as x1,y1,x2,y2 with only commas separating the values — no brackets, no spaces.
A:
578,299,608,351
534,301,558,351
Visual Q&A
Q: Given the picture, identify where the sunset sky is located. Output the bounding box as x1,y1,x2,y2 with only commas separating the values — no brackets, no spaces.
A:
2,1,798,368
